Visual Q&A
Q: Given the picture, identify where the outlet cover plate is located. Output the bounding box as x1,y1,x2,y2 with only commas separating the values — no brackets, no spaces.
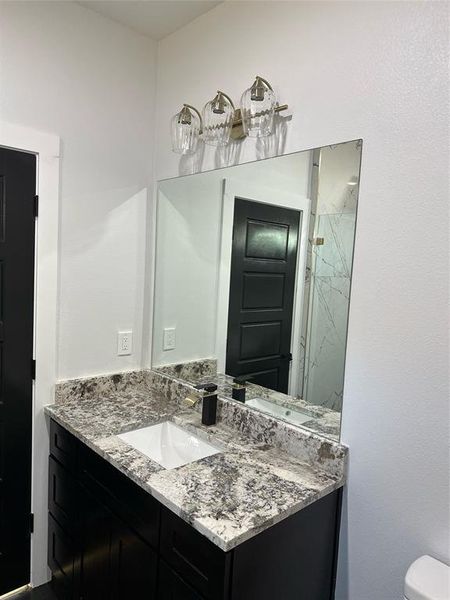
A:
118,331,132,356
163,327,176,351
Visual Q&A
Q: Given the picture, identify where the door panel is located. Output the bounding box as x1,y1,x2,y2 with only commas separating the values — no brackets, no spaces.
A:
110,519,158,599
48,514,80,600
158,560,203,600
226,198,300,393
80,487,113,600
242,273,285,309
240,321,281,359
245,220,289,260
160,507,231,600
0,148,36,594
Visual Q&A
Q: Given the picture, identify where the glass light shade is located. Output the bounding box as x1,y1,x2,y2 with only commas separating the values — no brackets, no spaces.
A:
202,92,234,146
240,77,277,138
171,106,201,155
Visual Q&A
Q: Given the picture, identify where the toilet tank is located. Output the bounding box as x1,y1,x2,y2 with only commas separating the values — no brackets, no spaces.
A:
404,555,450,600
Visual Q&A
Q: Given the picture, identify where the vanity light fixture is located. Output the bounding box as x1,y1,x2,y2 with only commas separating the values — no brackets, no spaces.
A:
170,76,288,153
171,104,202,155
240,76,278,137
202,91,235,146
347,176,359,186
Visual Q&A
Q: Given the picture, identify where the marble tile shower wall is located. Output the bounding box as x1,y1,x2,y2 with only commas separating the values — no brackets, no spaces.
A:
304,211,356,410
301,141,360,411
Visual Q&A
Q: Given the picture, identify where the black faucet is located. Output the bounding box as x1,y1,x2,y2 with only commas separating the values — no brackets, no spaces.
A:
232,376,246,402
195,383,218,426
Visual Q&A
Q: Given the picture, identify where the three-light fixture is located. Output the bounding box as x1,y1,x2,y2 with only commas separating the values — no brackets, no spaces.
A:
171,76,288,155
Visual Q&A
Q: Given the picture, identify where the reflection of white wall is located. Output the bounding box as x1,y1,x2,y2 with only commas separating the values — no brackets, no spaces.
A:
317,142,361,215
152,153,311,370
153,175,223,365
154,3,449,600
0,1,157,379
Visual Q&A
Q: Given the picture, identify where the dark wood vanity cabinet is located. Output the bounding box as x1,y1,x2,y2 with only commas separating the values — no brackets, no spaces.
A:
48,419,342,600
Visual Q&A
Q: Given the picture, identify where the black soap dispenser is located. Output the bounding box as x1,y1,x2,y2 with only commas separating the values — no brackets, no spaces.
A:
232,376,246,402
198,383,218,426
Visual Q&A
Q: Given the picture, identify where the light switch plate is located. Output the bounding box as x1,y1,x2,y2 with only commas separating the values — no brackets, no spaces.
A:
117,331,132,356
163,327,176,351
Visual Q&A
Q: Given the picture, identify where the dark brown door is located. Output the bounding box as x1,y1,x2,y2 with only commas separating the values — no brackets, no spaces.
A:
0,147,36,594
226,198,300,393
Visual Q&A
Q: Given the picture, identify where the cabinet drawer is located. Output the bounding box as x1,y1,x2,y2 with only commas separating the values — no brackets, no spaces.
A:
50,419,78,472
79,443,160,549
48,456,82,536
48,514,80,600
160,508,231,600
158,560,204,600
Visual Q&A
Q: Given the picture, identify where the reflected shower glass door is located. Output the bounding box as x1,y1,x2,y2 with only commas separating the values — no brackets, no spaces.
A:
303,211,356,410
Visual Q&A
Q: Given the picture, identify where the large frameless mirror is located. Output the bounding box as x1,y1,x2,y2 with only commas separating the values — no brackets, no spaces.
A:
152,140,362,440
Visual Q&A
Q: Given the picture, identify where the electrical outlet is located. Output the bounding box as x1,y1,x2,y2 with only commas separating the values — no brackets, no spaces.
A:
163,327,176,351
117,331,132,356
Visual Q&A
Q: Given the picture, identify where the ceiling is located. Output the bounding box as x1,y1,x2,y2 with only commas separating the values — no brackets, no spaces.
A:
77,0,223,41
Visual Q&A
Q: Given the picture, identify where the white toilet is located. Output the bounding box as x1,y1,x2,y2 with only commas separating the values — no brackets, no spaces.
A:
404,555,450,600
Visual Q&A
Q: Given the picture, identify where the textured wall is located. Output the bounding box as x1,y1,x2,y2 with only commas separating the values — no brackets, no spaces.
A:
154,2,449,598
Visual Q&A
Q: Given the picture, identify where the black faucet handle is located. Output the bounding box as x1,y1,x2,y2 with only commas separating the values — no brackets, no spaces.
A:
233,376,247,386
195,382,217,394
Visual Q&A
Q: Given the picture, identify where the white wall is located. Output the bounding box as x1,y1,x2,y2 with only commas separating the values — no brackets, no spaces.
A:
153,173,224,366
0,0,157,379
154,2,449,599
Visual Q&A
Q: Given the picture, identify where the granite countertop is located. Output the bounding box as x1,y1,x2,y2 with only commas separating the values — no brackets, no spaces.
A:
154,360,341,441
45,371,347,552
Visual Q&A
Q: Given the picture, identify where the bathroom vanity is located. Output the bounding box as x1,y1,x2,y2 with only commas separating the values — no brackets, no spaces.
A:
45,140,360,600
45,370,347,600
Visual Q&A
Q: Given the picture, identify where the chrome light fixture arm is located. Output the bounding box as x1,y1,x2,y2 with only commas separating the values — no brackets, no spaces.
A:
234,104,288,125
216,90,235,111
255,75,273,91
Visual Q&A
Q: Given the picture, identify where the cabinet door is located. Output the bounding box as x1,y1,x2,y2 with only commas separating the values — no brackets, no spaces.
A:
231,490,341,600
80,488,113,600
158,560,203,600
48,456,82,537
160,508,231,599
110,519,158,599
79,442,160,549
48,514,80,600
50,419,78,472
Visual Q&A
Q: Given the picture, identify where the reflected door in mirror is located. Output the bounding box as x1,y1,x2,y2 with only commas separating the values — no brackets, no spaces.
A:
226,198,300,393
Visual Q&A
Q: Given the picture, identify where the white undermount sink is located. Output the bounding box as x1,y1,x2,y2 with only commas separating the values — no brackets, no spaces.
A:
246,397,312,426
118,421,222,470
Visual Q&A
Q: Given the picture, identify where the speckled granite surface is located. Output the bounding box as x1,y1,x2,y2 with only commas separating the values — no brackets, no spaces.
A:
153,358,217,383
46,370,347,551
151,364,341,441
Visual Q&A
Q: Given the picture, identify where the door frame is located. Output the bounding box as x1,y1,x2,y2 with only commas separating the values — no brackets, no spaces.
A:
0,121,60,588
215,178,310,397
